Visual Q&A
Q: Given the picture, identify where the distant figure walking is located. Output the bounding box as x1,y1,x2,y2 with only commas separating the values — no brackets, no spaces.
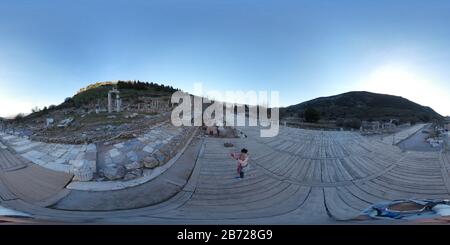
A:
230,148,249,179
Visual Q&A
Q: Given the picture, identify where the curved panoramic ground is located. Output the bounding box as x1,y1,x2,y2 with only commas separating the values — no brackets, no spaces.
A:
1,124,450,224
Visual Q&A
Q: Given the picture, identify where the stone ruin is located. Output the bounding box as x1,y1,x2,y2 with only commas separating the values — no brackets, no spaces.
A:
57,117,74,128
108,88,122,113
90,89,172,115
204,125,239,138
206,125,218,136
46,118,54,127
360,119,399,136
71,88,173,116
125,97,172,114
69,158,97,182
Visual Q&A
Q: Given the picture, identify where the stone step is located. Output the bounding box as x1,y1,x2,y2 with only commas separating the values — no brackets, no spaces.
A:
324,187,361,220
0,149,28,171
0,177,17,201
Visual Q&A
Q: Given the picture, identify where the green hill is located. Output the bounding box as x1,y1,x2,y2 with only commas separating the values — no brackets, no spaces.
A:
281,91,443,124
21,80,178,120
64,80,177,108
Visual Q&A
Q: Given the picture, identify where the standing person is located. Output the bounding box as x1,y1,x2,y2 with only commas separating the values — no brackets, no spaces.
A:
230,148,249,179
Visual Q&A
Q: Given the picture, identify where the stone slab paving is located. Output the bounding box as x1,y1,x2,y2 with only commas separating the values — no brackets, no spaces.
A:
67,126,199,191
0,131,96,174
0,160,72,206
0,148,28,171
382,123,427,145
90,121,196,183
0,124,449,224
52,136,202,211
101,122,184,168
1,121,196,189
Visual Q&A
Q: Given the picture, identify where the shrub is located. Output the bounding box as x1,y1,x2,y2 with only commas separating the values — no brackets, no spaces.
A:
14,113,25,121
344,118,362,129
304,107,321,123
31,106,40,113
336,118,345,127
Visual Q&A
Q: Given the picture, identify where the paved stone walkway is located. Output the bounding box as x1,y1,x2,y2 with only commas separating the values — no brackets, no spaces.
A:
0,125,449,224
381,123,427,145
53,136,202,210
95,122,195,181
399,124,441,152
0,122,196,187
0,132,96,173
0,148,72,207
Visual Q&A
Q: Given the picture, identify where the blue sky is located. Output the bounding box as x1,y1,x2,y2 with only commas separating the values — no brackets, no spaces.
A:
0,0,449,117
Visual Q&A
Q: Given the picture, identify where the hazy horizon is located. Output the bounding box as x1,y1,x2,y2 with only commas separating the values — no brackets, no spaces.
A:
1,0,449,117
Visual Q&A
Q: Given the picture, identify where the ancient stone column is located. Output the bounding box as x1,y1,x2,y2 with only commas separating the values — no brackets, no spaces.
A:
108,92,113,113
116,94,121,112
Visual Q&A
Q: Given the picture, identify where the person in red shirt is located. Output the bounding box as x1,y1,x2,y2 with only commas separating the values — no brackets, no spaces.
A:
230,148,249,179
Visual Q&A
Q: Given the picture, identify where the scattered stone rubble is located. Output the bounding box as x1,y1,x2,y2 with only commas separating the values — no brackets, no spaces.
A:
203,125,239,138
103,164,126,180
30,112,171,144
70,159,96,181
427,138,444,148
57,117,74,128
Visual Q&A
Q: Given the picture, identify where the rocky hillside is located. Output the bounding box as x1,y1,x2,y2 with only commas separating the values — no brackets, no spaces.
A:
3,81,180,143
17,80,177,120
281,91,443,124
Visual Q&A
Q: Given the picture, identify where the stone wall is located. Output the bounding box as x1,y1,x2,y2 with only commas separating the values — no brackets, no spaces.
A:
97,123,197,181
